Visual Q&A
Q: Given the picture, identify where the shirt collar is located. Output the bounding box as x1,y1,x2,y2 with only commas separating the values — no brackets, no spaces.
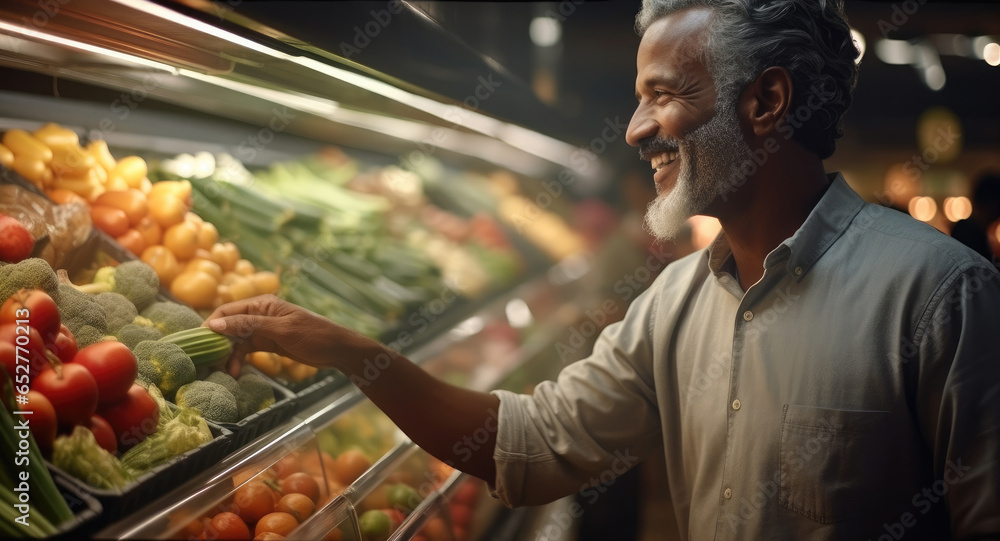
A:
706,173,866,280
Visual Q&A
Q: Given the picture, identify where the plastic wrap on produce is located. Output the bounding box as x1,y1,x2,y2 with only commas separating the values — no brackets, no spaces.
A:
0,183,93,269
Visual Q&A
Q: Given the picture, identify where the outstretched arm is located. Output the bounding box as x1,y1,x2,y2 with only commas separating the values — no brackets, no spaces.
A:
204,295,499,482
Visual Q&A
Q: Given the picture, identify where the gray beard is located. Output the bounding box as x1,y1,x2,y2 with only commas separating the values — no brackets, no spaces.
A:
643,97,753,242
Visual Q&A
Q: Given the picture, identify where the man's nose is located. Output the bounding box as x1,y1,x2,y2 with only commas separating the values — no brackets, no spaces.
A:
626,106,656,147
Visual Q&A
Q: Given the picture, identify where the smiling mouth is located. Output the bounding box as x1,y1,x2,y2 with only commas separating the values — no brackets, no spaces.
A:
651,150,679,171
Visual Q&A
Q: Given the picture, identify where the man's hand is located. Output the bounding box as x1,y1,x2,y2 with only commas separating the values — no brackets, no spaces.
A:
203,294,369,377
204,294,500,483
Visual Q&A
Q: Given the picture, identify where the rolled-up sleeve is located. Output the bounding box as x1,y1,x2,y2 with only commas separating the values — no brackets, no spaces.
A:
490,285,664,507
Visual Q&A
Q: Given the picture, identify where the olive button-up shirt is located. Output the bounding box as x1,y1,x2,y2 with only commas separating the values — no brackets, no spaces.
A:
491,175,1000,540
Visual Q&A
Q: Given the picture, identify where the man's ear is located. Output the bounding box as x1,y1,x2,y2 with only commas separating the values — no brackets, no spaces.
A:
742,66,793,137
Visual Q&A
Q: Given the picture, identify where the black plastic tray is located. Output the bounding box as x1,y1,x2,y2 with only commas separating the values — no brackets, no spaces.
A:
48,417,232,523
49,472,104,540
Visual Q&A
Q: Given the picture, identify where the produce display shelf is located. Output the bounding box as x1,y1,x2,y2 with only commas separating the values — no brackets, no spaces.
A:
49,417,232,523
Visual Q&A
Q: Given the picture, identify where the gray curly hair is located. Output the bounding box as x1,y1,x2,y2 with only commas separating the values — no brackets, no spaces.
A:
636,0,859,159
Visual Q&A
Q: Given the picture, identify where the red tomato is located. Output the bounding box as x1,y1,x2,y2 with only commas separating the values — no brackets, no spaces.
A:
23,390,57,457
32,363,99,428
0,215,34,263
0,324,50,383
47,325,77,364
71,341,137,404
97,383,159,452
88,414,117,454
0,289,61,344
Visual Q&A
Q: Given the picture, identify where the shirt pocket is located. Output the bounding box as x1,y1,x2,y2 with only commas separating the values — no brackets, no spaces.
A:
778,404,891,524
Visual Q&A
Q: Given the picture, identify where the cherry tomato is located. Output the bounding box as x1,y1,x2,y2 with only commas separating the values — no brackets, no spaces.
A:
0,289,61,344
206,511,251,541
97,383,159,452
88,414,117,454
71,341,137,404
23,390,57,457
46,324,77,364
254,512,298,538
275,493,314,522
278,472,319,502
32,363,99,428
0,324,50,381
232,481,276,524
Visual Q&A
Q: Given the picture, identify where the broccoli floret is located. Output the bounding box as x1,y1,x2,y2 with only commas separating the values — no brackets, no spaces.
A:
74,325,114,349
133,340,196,399
0,258,60,303
174,381,240,424
140,301,203,335
237,373,275,415
205,371,246,417
92,261,159,311
57,283,108,347
93,291,139,333
115,321,164,349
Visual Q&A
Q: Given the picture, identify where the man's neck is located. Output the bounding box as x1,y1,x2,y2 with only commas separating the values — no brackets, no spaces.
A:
717,164,831,292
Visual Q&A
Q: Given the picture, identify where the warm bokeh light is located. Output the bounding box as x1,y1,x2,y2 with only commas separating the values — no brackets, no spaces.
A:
909,196,938,222
984,42,1000,66
943,197,973,222
688,216,722,250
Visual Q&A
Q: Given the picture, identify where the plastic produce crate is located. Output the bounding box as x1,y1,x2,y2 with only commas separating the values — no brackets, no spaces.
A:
48,417,231,523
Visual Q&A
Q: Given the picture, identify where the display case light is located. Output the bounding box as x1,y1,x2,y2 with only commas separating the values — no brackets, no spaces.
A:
178,69,341,118
109,0,585,172
0,20,178,74
111,0,278,57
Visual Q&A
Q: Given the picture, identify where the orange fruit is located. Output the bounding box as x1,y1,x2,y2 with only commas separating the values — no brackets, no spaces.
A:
333,449,372,486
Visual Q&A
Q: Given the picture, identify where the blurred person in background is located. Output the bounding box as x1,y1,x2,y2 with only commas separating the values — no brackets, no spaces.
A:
951,171,1000,266
206,0,1000,539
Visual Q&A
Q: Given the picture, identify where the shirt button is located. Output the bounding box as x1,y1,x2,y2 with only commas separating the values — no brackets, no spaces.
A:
793,266,803,276
724,488,732,499
743,310,754,321
732,399,741,411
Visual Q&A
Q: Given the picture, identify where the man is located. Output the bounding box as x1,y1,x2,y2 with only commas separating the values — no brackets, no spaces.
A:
206,0,1000,538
